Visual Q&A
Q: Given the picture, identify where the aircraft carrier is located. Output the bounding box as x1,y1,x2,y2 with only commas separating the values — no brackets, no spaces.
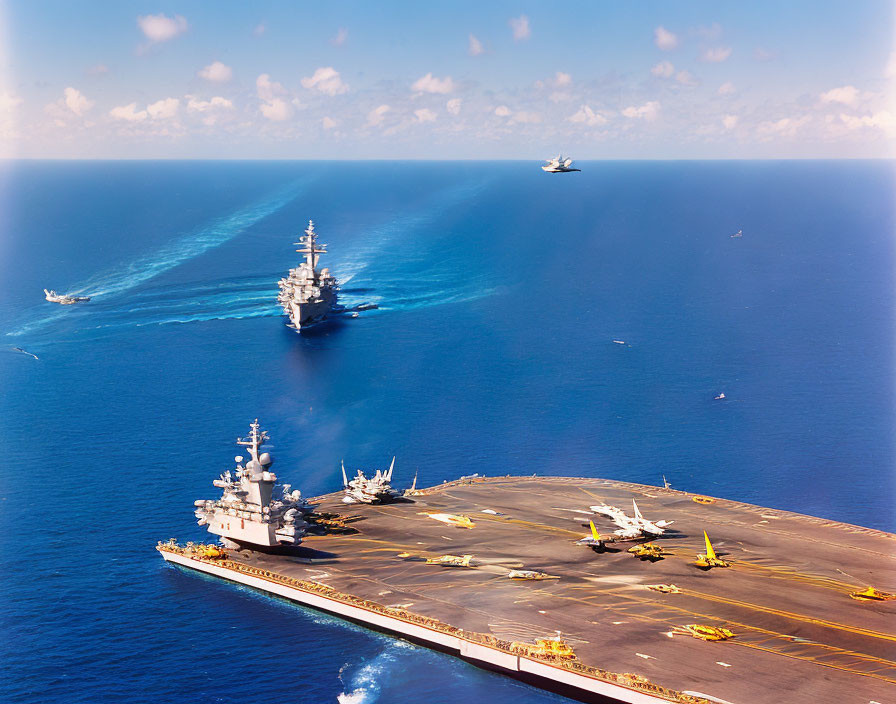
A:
159,475,896,704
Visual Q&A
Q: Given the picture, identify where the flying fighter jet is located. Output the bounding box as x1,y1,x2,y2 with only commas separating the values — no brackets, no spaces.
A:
589,499,673,539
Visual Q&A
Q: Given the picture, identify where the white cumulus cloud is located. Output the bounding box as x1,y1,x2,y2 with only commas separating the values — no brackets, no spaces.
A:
261,98,291,121
186,96,233,125
509,15,530,41
702,47,732,63
147,98,179,119
367,104,390,126
446,98,462,115
198,61,232,83
468,34,484,56
415,108,437,123
322,116,338,129
137,13,188,43
494,105,511,117
63,87,93,116
622,101,660,121
109,102,147,122
554,71,572,86
820,85,859,106
718,82,736,96
412,72,455,94
651,61,674,78
839,111,894,131
256,73,285,101
654,26,678,50
722,115,739,130
301,67,348,95
568,105,608,126
187,96,233,113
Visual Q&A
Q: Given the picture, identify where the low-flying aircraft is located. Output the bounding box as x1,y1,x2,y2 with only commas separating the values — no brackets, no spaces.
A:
589,499,673,539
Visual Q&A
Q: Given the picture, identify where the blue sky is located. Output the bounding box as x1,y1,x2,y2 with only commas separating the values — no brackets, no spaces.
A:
1,1,893,158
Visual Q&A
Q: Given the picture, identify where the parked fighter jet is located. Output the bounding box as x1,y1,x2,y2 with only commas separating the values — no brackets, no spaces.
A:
694,531,729,569
589,500,673,539
576,521,609,550
341,458,402,504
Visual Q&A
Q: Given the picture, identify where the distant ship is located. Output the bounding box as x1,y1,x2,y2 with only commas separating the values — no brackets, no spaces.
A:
730,229,743,238
44,289,90,305
277,220,339,330
542,155,581,173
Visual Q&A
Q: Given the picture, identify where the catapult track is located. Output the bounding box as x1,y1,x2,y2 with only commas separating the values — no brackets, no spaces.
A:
159,476,896,704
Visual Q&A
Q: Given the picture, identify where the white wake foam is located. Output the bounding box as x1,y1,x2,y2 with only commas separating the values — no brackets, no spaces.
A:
7,180,308,338
336,647,402,704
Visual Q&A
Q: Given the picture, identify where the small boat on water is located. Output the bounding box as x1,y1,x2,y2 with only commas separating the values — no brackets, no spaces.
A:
44,288,90,305
730,229,743,238
714,393,726,400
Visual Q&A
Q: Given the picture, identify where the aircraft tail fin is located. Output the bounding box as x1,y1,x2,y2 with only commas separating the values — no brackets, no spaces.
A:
387,456,395,482
632,499,643,521
341,461,348,487
590,521,600,541
704,530,716,559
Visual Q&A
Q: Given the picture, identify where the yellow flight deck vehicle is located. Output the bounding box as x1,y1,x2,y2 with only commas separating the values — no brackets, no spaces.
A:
694,531,729,569
627,543,672,561
675,624,736,641
849,586,895,601
425,554,475,568
511,632,576,660
196,544,227,560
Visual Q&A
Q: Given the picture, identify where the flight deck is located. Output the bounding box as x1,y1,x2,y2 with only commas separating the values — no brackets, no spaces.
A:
159,476,896,704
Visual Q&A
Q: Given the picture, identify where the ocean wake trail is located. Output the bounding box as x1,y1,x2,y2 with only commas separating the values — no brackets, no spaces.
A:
7,180,309,338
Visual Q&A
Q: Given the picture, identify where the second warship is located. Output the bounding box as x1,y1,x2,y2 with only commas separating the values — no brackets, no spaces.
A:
277,220,339,330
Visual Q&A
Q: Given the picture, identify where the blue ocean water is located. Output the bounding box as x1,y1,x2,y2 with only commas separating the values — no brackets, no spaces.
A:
0,160,893,704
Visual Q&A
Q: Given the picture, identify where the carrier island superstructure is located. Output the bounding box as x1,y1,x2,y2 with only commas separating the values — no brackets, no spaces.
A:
277,220,339,330
192,420,310,548
161,459,896,704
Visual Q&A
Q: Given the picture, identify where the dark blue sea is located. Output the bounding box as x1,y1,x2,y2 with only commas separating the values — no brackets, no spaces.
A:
0,160,893,704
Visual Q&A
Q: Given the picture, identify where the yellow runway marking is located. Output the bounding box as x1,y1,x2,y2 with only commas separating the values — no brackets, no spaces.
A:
533,588,896,685
681,587,896,643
